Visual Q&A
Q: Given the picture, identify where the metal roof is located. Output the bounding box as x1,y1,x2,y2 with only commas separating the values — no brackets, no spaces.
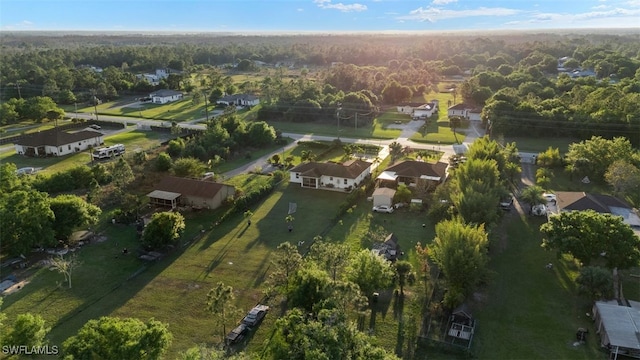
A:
595,302,640,350
146,190,181,201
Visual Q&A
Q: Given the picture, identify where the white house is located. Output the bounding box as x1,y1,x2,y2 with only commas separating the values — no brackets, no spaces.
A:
289,159,372,191
397,100,438,119
15,128,104,157
150,89,183,104
216,94,260,107
448,103,483,121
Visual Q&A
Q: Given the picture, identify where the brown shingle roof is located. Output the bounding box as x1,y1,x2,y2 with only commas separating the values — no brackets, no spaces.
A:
155,176,232,199
385,160,448,179
556,191,631,213
16,129,103,147
290,159,371,179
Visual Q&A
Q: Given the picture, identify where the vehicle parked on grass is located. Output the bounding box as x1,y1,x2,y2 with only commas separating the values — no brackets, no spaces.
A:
372,205,394,213
225,324,248,344
242,304,269,327
88,124,101,130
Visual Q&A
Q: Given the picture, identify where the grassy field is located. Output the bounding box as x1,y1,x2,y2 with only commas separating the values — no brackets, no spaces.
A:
472,213,603,359
89,97,210,122
410,119,466,145
266,114,402,140
1,121,67,139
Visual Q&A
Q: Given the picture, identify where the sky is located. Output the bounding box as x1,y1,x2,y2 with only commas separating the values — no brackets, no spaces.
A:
1,0,640,32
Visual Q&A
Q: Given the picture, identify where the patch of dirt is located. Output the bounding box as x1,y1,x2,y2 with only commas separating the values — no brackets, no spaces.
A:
2,280,29,295
95,235,108,243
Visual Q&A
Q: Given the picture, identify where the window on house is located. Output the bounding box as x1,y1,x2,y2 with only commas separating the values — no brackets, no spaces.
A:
295,173,299,178
344,179,348,184
68,145,71,150
330,177,333,181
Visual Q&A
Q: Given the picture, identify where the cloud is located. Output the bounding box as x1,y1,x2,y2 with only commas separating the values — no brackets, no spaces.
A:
529,7,640,23
297,8,304,11
592,5,609,9
626,0,640,6
313,0,367,12
398,6,520,22
432,0,457,4
2,20,34,30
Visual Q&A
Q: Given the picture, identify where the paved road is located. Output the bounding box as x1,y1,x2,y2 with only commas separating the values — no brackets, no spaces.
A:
61,111,487,178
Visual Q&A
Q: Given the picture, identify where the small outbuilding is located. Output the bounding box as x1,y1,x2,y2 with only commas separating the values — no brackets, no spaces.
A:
593,301,640,359
372,187,396,207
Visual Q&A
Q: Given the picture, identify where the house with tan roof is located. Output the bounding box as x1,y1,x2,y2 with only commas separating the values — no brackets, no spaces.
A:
15,128,104,157
289,159,372,191
448,103,482,121
146,176,235,210
377,160,449,189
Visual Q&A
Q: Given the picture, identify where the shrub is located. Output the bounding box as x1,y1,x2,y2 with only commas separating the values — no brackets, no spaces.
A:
156,152,172,171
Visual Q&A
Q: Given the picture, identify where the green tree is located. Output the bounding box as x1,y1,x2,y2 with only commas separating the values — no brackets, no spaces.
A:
605,160,640,205
111,157,134,188
3,313,49,348
307,240,351,281
246,121,276,147
0,162,23,194
429,219,489,308
0,189,55,256
393,183,412,204
576,266,613,301
167,138,185,157
22,96,63,122
451,158,503,225
389,141,403,163
266,308,399,360
536,147,562,168
171,157,207,178
520,185,546,214
394,260,415,296
288,265,331,312
565,136,635,182
345,249,394,302
206,282,238,342
49,194,101,241
156,152,173,171
268,242,303,299
62,317,172,360
541,210,640,269
141,211,185,250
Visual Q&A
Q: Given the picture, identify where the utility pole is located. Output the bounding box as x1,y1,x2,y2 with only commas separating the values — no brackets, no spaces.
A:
74,102,78,120
355,113,358,131
203,91,209,122
15,82,22,99
336,103,342,140
91,89,99,121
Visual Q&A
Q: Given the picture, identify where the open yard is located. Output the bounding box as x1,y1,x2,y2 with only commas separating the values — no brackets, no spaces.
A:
85,97,210,122
266,116,401,140
410,119,466,145
505,136,578,154
472,213,603,359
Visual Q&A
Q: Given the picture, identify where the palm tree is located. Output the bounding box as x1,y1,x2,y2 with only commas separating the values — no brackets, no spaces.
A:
520,185,546,214
394,260,415,296
389,141,403,163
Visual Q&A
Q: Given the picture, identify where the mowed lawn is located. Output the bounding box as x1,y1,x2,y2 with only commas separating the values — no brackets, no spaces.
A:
107,180,349,357
472,213,603,359
409,119,466,145
267,116,401,139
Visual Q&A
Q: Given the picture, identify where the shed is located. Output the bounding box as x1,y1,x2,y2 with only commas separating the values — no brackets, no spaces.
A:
372,187,396,207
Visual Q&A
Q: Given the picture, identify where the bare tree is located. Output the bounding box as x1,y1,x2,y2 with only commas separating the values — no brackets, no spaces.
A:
50,254,81,289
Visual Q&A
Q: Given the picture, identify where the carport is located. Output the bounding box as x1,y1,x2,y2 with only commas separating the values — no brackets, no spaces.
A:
372,187,396,207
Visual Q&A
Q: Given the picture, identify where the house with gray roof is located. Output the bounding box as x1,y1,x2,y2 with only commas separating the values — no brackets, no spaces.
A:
150,89,183,104
593,301,640,359
289,159,372,191
551,192,640,229
217,94,260,107
14,128,104,157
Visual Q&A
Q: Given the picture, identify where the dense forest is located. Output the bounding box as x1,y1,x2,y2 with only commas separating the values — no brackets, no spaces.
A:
1,31,639,143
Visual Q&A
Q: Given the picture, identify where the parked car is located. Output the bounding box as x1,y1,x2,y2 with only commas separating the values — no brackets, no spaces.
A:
242,304,269,327
499,196,514,210
225,324,248,344
531,204,548,216
542,193,557,202
372,205,394,213
88,124,101,130
15,167,35,176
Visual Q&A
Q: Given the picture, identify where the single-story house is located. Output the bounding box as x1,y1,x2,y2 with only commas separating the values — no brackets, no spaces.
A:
147,176,235,209
372,187,396,207
593,301,640,359
448,103,483,121
372,233,400,262
551,192,640,228
289,159,372,191
14,128,104,157
150,89,183,104
217,94,260,107
377,160,448,189
397,100,439,119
